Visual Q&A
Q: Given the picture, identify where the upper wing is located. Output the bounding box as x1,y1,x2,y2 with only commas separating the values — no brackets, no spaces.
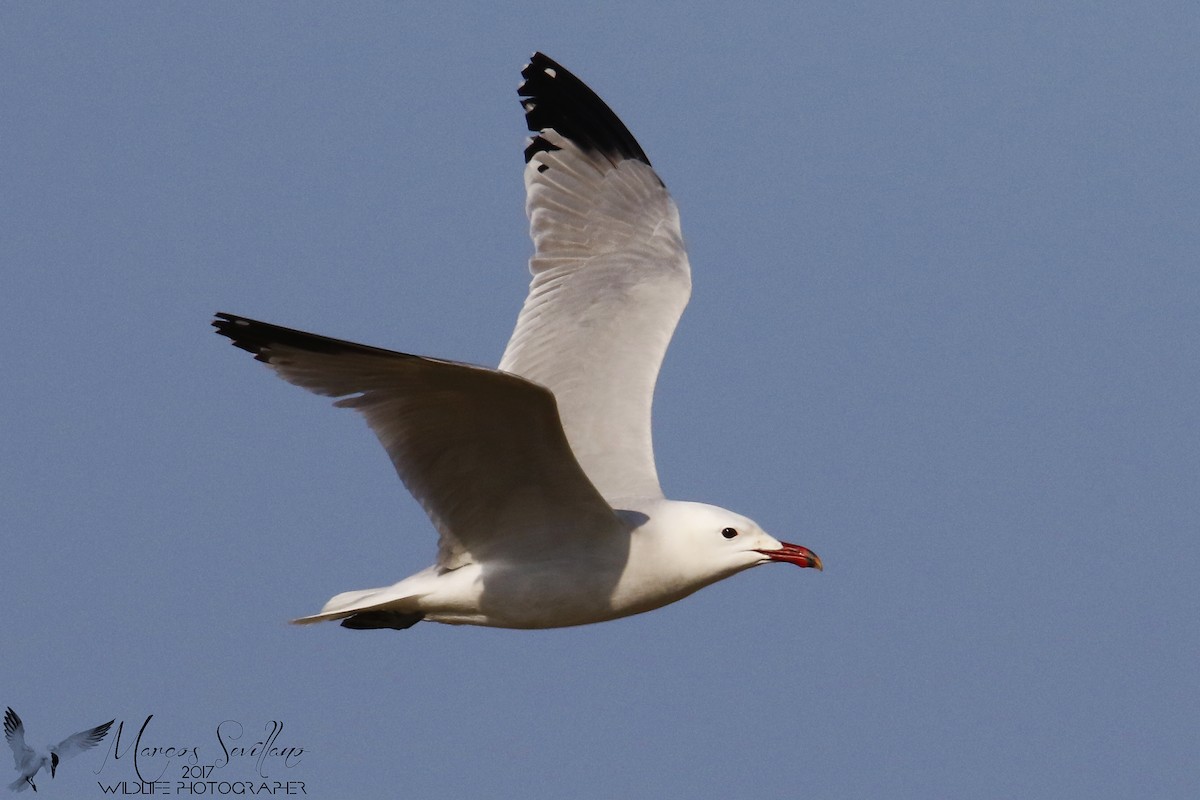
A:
4,708,31,769
52,720,113,760
213,314,621,568
499,53,692,501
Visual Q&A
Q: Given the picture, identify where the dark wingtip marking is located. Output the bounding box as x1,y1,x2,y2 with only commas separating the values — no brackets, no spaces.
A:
213,312,274,362
523,134,562,163
212,312,410,364
519,52,652,167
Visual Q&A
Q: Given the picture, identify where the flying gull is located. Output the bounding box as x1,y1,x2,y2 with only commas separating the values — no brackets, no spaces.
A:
213,52,822,631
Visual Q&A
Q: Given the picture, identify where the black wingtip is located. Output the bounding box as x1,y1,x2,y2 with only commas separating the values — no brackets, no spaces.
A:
212,312,273,362
519,52,651,167
213,312,414,364
4,707,19,735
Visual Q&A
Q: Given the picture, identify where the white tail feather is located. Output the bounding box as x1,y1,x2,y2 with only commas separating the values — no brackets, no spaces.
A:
289,585,423,625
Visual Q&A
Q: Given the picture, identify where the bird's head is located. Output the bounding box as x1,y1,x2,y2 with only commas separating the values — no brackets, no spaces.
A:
646,501,822,583
50,751,60,777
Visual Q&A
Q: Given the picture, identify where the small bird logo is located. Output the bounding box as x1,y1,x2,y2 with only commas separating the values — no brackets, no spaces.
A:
4,708,113,793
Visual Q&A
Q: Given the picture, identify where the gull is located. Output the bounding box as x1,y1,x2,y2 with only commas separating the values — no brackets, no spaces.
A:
4,708,113,792
213,52,822,632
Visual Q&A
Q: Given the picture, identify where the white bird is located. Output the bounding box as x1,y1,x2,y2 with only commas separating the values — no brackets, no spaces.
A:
4,708,113,793
213,52,821,632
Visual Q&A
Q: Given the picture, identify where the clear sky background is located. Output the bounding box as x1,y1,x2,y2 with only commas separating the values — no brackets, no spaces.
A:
3,3,1197,798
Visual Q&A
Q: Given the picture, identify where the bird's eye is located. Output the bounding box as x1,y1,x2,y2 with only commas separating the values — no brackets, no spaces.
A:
721,527,739,539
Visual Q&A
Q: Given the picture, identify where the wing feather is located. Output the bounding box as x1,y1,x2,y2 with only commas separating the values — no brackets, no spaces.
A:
53,720,113,760
501,53,691,501
4,708,30,770
213,314,620,568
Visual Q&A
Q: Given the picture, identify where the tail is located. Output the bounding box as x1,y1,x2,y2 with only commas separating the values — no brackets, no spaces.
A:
290,586,426,631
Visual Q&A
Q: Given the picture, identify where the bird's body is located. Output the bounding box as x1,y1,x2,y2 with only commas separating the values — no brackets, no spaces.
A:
306,500,804,630
214,53,821,632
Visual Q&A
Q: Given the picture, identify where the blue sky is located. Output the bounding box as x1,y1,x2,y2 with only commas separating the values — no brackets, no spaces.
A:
3,2,1197,798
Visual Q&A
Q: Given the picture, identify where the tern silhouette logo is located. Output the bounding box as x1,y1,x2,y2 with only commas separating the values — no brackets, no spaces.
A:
4,708,113,794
